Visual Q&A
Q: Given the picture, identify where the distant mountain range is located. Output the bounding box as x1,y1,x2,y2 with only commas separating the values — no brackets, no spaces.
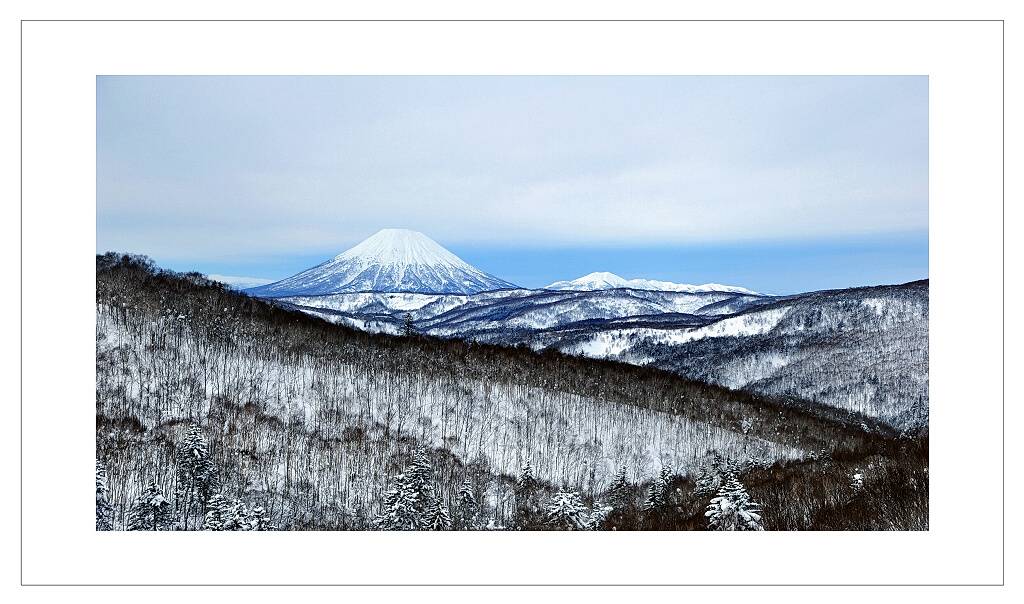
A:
244,229,757,297
241,229,928,430
546,271,760,295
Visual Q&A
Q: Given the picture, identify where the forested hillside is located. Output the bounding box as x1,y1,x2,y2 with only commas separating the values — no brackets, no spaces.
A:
96,254,927,531
274,281,928,431
609,282,929,431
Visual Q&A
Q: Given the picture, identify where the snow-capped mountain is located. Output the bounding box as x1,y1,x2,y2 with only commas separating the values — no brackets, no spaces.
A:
245,229,518,297
546,271,760,295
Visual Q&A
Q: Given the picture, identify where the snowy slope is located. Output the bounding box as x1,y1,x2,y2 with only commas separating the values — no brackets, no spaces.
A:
559,281,930,429
246,229,518,296
546,271,760,295
275,288,769,337
281,279,927,429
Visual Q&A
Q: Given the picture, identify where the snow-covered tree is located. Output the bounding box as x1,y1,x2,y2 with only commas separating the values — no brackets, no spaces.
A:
224,498,250,531
454,478,480,530
544,489,591,530
705,476,764,531
375,473,421,530
176,423,219,530
588,501,613,530
96,459,114,531
202,493,233,531
202,494,272,531
694,455,746,499
405,448,436,516
376,449,446,530
517,459,537,492
723,458,743,480
693,463,717,498
424,497,453,531
644,465,673,511
607,464,630,509
248,506,274,531
515,459,542,528
127,482,175,531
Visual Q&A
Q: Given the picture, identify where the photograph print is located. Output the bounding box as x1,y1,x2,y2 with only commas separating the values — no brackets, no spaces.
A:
95,75,928,532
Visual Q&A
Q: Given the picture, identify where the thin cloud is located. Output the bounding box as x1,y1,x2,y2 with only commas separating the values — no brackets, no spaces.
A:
97,75,928,263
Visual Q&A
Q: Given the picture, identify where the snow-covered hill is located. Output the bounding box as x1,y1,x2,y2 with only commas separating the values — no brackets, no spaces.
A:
546,271,760,295
559,281,930,430
246,229,518,297
278,280,928,430
274,288,770,336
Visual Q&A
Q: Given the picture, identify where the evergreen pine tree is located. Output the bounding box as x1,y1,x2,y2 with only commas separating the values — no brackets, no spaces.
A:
127,482,175,531
589,501,613,530
705,476,764,531
723,458,743,481
693,463,717,498
517,459,537,492
424,497,453,531
202,493,233,531
176,423,220,530
248,506,274,531
660,464,674,487
544,489,591,531
96,459,114,531
643,482,664,511
405,447,437,520
203,495,271,531
607,465,630,509
643,465,672,511
375,473,421,530
514,459,542,529
454,478,479,530
224,498,250,531
376,449,444,530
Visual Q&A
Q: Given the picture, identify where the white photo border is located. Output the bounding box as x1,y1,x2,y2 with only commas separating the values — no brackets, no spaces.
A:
21,20,1003,585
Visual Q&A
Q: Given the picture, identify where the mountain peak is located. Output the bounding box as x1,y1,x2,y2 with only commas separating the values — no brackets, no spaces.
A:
336,229,467,268
546,272,760,295
246,230,519,296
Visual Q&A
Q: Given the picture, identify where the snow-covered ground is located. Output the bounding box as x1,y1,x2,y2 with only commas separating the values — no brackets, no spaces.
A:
566,307,788,358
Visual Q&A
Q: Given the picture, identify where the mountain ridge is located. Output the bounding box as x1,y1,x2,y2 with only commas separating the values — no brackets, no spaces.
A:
546,271,761,295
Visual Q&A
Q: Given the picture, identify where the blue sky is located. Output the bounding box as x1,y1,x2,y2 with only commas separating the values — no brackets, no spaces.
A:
97,75,928,294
